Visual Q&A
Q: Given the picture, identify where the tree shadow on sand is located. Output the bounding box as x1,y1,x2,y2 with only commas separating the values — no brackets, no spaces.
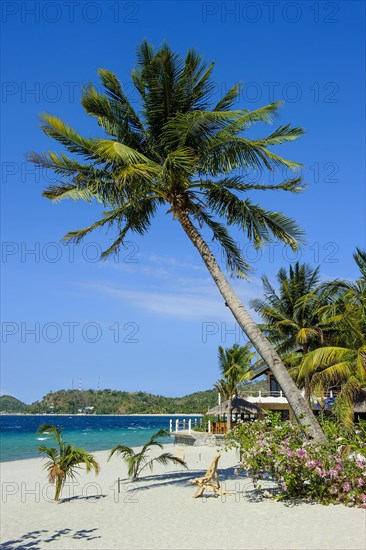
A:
117,465,311,506
116,465,260,498
0,528,101,549
59,494,107,504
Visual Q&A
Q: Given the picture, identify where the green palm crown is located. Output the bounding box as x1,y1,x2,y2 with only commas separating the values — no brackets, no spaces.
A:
28,40,306,277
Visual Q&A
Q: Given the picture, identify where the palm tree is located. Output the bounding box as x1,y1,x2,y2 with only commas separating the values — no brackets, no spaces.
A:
214,343,254,430
109,429,187,479
38,424,100,501
28,41,325,441
250,262,337,401
298,249,366,427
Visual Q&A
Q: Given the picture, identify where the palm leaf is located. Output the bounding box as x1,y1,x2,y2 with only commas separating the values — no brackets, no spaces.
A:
108,445,136,461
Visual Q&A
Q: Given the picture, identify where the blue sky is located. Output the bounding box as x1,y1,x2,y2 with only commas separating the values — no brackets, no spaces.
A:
1,1,365,403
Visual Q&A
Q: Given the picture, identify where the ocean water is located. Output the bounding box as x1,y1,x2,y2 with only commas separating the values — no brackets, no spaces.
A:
0,415,200,462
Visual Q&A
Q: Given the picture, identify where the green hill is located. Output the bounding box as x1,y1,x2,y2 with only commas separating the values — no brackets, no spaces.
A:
27,388,219,415
0,395,28,413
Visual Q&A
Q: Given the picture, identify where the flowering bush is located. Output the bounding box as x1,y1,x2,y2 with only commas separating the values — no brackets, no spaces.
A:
226,413,366,507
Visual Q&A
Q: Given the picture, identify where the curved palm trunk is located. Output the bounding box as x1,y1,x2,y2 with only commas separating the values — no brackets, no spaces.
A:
54,476,63,501
177,212,326,442
304,374,311,403
302,345,311,404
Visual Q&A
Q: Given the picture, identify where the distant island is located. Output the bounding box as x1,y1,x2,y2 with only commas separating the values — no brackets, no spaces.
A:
0,381,267,415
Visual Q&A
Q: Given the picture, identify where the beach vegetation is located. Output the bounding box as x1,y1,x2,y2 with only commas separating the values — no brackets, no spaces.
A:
37,423,100,501
250,262,339,401
226,412,366,507
251,250,366,427
296,249,366,428
108,428,187,479
0,395,27,413
26,388,219,415
29,40,325,441
214,343,254,430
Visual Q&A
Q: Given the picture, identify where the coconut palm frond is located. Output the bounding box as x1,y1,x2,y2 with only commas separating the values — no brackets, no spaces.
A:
141,429,168,454
38,424,100,501
204,187,303,250
30,41,307,271
108,445,136,460
37,424,63,446
193,210,250,278
300,347,355,377
109,429,185,480
213,83,241,111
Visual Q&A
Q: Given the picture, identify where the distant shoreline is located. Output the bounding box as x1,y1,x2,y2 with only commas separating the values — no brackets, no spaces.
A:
0,413,203,417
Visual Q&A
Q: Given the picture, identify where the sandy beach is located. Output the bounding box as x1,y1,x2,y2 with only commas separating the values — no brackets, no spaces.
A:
1,444,365,550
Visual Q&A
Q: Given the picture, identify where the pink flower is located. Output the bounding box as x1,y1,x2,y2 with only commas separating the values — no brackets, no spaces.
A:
361,494,366,503
343,482,351,493
296,449,307,458
267,451,272,457
358,479,364,487
281,482,287,491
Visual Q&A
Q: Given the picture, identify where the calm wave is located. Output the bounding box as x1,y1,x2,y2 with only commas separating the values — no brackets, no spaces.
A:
0,415,201,462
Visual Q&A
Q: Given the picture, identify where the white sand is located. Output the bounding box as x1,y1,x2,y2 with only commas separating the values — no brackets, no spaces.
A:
1,444,365,550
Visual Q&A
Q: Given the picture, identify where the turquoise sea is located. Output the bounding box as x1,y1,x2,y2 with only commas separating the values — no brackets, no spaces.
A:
0,415,200,462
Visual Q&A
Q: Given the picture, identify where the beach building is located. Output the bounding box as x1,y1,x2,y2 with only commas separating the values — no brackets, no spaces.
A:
243,364,366,423
240,363,298,422
170,367,366,443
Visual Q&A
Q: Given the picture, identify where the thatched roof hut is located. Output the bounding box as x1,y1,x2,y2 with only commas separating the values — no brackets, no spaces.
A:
354,388,366,414
207,397,263,416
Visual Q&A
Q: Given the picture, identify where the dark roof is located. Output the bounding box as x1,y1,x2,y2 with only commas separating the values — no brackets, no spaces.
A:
250,359,270,380
207,397,263,416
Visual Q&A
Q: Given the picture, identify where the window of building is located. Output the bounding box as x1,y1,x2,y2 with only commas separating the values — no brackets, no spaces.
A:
269,375,282,396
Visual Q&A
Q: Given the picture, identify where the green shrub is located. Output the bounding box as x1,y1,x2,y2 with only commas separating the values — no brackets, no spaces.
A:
226,413,366,507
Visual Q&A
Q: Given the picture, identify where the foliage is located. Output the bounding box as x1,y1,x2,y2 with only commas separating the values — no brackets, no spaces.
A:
37,424,100,501
109,429,187,479
26,388,219,414
250,262,339,399
226,413,366,507
0,395,27,413
321,417,366,456
249,251,366,426
22,384,268,415
29,41,328,437
250,262,337,354
29,41,306,276
214,343,255,399
214,343,256,429
297,249,366,426
239,379,268,394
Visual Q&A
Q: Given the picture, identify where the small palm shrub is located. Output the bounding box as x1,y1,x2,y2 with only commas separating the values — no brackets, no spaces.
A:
38,424,100,501
109,429,187,479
